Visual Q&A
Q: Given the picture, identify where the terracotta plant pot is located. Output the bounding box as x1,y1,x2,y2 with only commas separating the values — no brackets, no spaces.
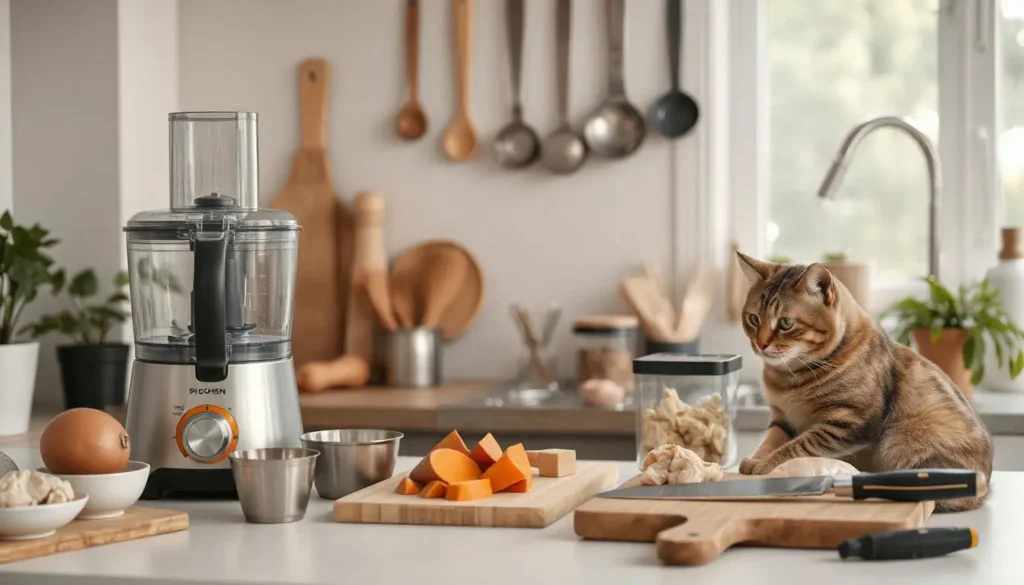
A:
824,262,872,310
911,328,973,399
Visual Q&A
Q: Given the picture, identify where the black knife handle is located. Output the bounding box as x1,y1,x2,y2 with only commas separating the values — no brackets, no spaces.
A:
838,527,977,560
842,469,986,502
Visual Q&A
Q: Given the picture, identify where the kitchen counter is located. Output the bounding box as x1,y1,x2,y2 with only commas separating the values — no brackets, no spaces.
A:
0,446,1017,585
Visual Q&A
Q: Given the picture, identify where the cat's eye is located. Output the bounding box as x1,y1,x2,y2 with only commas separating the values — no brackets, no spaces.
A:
778,317,795,331
746,313,760,328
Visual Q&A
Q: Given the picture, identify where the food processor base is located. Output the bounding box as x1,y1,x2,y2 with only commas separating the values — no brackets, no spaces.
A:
126,358,303,499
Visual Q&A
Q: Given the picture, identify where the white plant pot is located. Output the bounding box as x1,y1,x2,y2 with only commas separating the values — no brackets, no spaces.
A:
0,342,39,436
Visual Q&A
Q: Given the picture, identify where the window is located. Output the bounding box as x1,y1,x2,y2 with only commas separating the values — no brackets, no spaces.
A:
725,0,1002,311
766,0,938,280
1002,0,1024,225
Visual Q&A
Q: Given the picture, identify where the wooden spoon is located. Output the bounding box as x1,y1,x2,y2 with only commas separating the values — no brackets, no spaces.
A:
396,0,427,140
675,265,716,342
390,265,418,329
420,247,469,327
364,271,399,332
443,0,479,161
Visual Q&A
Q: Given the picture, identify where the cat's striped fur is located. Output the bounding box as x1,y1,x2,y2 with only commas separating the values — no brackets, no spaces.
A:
736,253,992,512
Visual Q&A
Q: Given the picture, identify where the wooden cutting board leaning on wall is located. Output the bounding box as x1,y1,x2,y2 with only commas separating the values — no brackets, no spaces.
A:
270,58,354,367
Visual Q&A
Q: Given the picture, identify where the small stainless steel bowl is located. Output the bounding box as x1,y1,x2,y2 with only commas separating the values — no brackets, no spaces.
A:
228,448,319,524
299,429,403,500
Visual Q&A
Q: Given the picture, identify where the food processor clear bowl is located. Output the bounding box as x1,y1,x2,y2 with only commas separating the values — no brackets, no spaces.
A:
123,112,300,379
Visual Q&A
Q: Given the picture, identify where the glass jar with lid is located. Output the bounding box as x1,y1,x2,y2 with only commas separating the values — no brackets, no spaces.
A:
634,353,742,469
573,316,638,398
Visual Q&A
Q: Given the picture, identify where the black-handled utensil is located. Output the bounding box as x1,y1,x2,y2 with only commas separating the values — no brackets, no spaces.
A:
839,527,978,560
834,469,986,502
599,469,988,502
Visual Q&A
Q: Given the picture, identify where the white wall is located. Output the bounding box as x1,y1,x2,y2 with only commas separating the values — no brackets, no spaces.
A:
117,0,179,349
10,0,178,408
11,0,122,406
178,0,689,381
0,0,11,214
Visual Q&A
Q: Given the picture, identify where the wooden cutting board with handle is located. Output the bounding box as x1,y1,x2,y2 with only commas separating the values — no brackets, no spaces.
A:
269,58,352,367
0,506,188,565
574,474,934,566
334,462,618,528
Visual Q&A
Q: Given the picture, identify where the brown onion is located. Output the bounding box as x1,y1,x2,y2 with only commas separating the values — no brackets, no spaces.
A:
40,408,130,475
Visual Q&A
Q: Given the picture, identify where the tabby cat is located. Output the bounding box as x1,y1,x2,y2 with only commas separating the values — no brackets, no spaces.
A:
736,253,992,512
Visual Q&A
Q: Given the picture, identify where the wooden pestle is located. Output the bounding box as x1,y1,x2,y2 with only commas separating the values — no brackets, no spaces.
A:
419,247,468,328
297,354,371,393
345,192,388,361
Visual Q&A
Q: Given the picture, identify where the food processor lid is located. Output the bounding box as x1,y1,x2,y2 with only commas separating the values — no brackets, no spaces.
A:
123,201,299,232
125,111,299,232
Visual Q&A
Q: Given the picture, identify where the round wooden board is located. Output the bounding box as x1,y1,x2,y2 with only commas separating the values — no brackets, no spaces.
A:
390,240,484,341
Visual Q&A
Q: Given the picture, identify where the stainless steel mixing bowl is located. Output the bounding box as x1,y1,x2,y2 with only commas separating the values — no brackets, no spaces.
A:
299,429,403,500
228,448,319,524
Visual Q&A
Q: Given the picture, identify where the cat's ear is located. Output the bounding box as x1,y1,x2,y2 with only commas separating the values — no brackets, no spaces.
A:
736,252,778,283
802,264,837,306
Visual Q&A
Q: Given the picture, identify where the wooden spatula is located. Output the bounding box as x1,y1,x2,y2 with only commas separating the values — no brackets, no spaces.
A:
269,58,351,367
420,247,468,328
676,265,716,342
364,271,398,332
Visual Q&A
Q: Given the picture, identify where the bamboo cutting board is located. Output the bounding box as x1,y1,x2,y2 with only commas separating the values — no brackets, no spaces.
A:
269,58,352,367
574,474,934,566
0,506,188,565
334,462,618,528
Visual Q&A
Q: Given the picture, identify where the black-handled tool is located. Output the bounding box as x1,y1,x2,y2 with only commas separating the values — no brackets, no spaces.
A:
839,527,978,560
599,468,987,502
833,469,986,502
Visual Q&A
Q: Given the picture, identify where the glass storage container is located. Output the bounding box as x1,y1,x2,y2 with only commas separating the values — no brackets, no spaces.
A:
634,353,742,469
573,316,638,397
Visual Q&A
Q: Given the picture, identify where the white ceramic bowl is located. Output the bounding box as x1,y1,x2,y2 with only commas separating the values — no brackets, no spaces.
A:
39,461,149,520
0,494,89,540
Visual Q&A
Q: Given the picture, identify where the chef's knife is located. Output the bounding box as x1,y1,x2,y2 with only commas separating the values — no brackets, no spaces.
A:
599,469,987,502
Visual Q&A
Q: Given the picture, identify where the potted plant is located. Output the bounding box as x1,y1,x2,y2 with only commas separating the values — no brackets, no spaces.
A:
22,269,131,410
822,251,872,309
881,277,1024,399
0,211,63,436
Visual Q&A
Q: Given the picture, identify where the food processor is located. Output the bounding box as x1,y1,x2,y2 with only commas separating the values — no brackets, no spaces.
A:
124,112,303,499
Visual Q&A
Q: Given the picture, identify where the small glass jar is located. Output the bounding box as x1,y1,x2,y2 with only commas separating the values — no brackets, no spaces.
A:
573,316,638,397
634,353,742,469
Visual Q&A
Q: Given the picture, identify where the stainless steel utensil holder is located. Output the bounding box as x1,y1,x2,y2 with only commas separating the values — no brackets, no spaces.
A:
386,327,442,387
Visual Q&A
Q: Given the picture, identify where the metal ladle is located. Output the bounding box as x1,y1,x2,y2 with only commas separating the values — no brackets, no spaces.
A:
493,0,540,168
541,0,587,174
649,0,699,139
583,0,646,158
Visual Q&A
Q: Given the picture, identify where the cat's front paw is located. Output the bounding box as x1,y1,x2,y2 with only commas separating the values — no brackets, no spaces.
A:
739,457,764,475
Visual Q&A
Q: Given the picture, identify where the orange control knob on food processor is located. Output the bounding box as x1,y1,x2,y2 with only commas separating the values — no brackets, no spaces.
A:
175,405,239,464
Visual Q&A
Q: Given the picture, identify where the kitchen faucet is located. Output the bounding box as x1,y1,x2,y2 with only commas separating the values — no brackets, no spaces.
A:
816,115,941,281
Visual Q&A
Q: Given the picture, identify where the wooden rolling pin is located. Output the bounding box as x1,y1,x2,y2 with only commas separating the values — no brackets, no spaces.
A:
297,354,371,393
345,192,389,362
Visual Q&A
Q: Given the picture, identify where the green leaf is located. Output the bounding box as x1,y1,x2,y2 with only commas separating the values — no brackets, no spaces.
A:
1013,352,1024,379
50,268,65,294
68,269,98,298
113,271,129,287
106,292,129,304
962,336,976,369
992,330,1005,368
0,211,12,231
930,325,943,343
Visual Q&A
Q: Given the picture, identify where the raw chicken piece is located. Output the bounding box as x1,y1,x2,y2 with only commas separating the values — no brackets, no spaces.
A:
0,470,75,508
640,444,724,485
766,457,859,478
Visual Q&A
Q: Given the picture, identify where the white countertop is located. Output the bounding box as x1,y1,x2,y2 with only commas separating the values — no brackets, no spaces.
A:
0,448,1018,585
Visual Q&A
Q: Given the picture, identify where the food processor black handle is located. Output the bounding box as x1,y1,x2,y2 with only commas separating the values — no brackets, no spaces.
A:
194,233,228,382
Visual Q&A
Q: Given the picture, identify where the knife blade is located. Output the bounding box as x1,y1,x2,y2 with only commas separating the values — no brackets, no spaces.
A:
599,469,987,502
